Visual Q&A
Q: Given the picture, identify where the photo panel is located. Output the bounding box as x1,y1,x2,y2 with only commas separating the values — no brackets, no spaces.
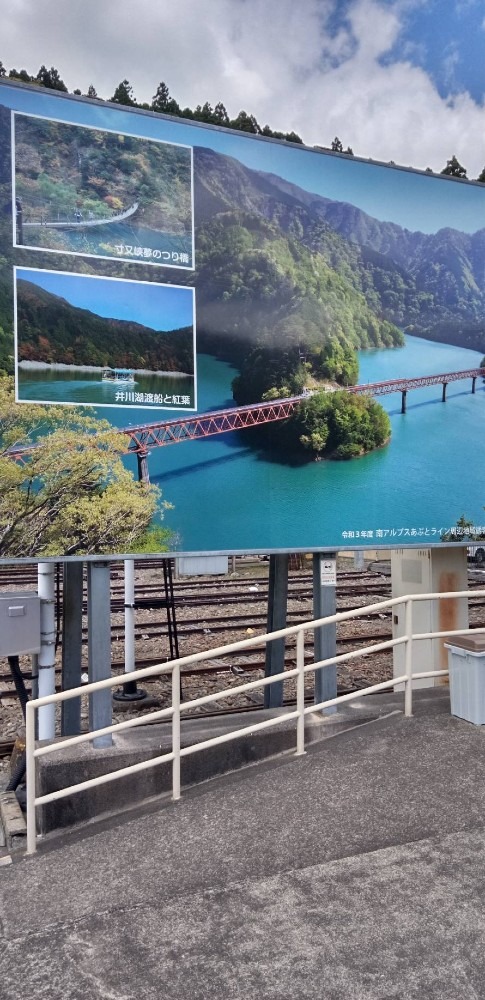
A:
13,113,194,269
15,268,196,411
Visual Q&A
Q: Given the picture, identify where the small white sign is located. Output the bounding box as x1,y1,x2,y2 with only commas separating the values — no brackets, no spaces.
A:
320,559,337,587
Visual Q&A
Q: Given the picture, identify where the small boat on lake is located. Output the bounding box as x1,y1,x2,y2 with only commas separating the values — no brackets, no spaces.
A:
101,368,136,385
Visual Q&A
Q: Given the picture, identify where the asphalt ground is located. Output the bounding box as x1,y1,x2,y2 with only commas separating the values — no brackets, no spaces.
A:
1,687,485,999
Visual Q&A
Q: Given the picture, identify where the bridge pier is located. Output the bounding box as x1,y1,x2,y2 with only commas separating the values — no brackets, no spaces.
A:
472,377,476,394
442,382,447,402
401,390,407,414
137,449,150,484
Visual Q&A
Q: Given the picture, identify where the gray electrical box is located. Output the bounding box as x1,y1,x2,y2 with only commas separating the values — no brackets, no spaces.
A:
0,591,41,656
446,636,485,726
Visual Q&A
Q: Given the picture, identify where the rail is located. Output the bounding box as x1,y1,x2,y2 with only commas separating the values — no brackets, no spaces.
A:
25,589,485,853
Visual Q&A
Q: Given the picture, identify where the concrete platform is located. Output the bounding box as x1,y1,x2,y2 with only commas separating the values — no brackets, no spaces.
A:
36,698,394,834
2,687,485,998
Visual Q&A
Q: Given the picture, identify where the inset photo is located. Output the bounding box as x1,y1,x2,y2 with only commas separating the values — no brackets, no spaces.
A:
15,268,196,410
13,113,194,268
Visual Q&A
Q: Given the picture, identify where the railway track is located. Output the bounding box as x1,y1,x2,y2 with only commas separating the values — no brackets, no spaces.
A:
0,629,393,695
1,558,484,719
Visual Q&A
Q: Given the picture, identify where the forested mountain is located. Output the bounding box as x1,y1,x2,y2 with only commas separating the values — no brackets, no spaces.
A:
16,279,194,372
193,147,485,352
192,147,404,370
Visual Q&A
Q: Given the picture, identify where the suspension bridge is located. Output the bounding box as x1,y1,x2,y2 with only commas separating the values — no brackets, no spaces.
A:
18,201,139,233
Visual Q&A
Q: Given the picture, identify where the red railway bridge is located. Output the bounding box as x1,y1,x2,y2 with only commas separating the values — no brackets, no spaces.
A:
122,367,484,482
7,367,484,481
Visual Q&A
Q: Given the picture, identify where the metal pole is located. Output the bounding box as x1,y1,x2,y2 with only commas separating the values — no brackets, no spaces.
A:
37,563,56,740
125,559,135,674
61,561,83,736
354,550,365,571
31,654,38,702
113,560,147,701
264,554,289,708
313,553,337,713
87,562,113,748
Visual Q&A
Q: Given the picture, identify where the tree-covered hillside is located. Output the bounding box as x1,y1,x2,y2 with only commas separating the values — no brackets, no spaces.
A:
193,209,403,367
194,147,485,352
16,279,194,372
15,115,192,240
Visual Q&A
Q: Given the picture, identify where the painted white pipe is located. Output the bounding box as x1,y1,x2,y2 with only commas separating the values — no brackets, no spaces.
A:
124,559,135,675
37,563,56,739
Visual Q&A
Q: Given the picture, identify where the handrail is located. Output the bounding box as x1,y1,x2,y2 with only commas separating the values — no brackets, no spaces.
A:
25,588,485,854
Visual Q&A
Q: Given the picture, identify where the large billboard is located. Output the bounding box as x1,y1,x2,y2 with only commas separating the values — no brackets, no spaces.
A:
0,80,484,559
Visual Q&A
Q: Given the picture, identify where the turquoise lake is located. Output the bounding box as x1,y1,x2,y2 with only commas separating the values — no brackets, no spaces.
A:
99,335,485,552
18,369,195,409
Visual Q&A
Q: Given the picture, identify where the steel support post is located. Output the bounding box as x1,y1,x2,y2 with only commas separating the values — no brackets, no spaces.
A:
87,561,113,748
113,559,147,701
37,563,57,740
313,553,337,712
442,382,447,402
61,561,83,736
264,554,289,708
401,390,407,414
472,377,476,394
354,550,365,570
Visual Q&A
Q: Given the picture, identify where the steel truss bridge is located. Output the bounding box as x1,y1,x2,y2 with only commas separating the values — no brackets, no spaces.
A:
7,367,484,480
123,367,484,480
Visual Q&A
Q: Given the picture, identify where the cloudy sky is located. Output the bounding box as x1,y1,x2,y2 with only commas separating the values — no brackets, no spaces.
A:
1,0,484,177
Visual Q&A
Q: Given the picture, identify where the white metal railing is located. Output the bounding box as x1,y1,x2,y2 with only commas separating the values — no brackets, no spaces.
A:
25,589,485,853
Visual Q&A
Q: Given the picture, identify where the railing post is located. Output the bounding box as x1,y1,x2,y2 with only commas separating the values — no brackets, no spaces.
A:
296,630,306,756
404,598,413,717
172,663,181,801
26,701,37,855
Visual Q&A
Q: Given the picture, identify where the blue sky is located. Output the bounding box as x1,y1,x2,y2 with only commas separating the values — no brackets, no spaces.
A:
0,1,484,175
4,82,483,234
17,268,195,331
325,0,485,103
380,0,485,104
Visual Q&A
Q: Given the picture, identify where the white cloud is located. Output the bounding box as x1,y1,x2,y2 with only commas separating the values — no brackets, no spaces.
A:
1,0,484,175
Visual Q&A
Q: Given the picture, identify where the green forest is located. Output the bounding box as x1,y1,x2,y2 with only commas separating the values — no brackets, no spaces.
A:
16,279,194,373
275,390,391,461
